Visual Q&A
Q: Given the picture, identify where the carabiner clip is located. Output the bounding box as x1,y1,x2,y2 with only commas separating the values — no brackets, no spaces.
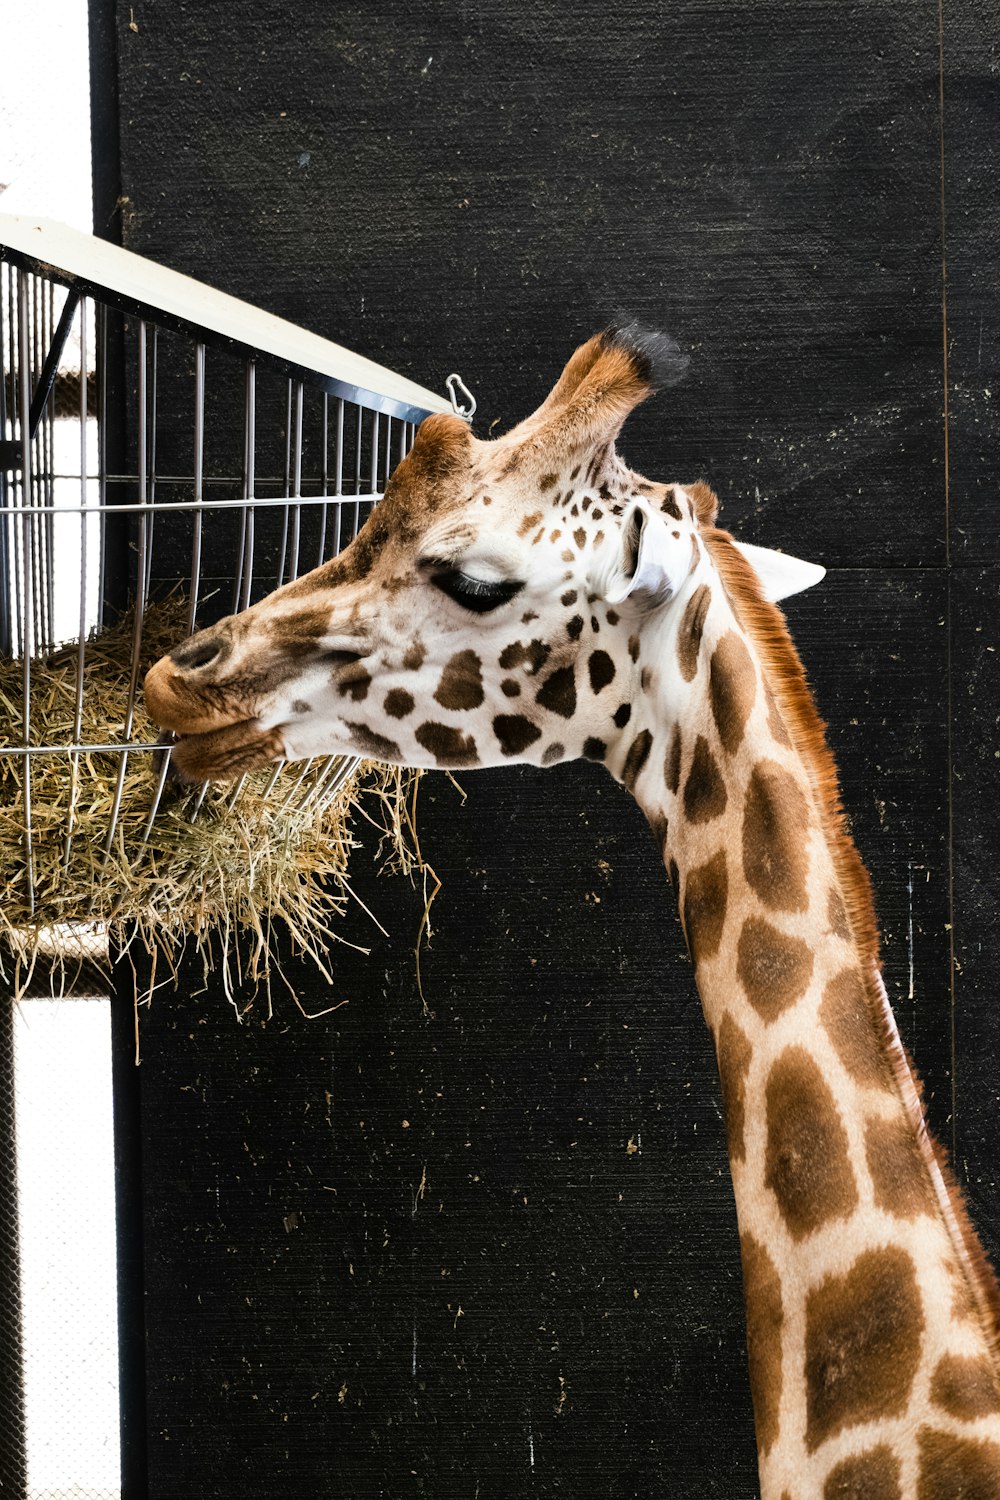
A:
445,372,477,421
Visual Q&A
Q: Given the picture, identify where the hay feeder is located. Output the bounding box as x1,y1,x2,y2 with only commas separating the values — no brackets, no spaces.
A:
0,214,450,1002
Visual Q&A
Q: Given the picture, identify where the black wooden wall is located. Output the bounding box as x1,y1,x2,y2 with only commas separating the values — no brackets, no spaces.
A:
94,2,999,1495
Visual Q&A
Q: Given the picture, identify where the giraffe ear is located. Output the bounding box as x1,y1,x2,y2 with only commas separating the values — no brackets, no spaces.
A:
603,503,691,606
732,541,826,602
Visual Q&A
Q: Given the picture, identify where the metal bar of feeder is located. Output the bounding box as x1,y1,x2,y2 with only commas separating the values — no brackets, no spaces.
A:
29,273,43,655
96,302,108,628
289,380,303,580
143,323,158,600
140,746,174,844
64,298,90,873
42,280,56,650
8,266,24,657
26,284,81,442
317,393,329,567
187,341,205,633
98,318,150,874
352,403,362,537
313,756,363,816
17,270,36,912
276,378,292,587
0,490,384,517
369,411,379,504
187,779,211,822
0,264,9,658
3,742,166,756
333,396,345,554
237,360,256,612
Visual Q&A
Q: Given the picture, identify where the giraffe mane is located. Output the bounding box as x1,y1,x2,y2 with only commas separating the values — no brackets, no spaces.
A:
706,524,1000,1365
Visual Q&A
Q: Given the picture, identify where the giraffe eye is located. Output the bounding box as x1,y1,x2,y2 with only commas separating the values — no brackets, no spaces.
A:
431,569,524,614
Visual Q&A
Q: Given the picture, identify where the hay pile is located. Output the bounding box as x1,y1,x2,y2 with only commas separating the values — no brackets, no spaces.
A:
0,597,425,1010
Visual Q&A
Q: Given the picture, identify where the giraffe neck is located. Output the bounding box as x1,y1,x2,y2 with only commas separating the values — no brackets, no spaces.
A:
622,537,1000,1499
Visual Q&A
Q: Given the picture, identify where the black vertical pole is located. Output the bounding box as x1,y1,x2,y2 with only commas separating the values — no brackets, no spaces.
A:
0,996,27,1498
90,3,148,1497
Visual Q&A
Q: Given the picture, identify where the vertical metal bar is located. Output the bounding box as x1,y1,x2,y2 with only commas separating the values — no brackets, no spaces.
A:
238,360,256,612
317,393,329,566
231,365,248,612
30,272,43,654
352,403,362,539
143,322,158,599
289,380,303,579
187,342,205,634
64,299,90,872
17,272,36,911
334,395,345,555
8,265,23,657
224,772,249,813
261,761,286,799
100,319,149,871
187,778,211,822
276,378,292,587
140,746,173,844
0,994,28,1499
42,279,56,648
0,262,9,658
370,411,379,496
96,302,108,628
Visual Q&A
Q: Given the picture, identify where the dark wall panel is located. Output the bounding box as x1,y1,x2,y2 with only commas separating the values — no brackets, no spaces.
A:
114,0,945,570
101,0,996,1495
944,0,1000,563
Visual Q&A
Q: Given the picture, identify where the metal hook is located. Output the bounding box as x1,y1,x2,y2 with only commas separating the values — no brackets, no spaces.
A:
445,372,477,421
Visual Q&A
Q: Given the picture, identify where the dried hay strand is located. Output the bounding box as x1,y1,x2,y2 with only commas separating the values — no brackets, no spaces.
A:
0,595,425,1009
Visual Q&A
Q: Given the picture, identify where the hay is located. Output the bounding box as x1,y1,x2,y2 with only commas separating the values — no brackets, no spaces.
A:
0,596,425,1011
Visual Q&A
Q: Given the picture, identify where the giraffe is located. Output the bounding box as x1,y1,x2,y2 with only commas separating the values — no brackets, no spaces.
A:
144,326,1000,1498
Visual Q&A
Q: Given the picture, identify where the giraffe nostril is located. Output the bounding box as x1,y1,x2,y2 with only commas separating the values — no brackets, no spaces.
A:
171,635,224,671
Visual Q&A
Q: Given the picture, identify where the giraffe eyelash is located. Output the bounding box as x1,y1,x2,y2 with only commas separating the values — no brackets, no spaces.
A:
430,568,525,614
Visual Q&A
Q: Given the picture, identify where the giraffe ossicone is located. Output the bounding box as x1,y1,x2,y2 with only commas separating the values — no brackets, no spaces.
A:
145,327,1000,1497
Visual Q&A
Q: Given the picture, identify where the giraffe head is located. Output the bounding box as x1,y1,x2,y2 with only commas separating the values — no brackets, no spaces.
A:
145,326,820,781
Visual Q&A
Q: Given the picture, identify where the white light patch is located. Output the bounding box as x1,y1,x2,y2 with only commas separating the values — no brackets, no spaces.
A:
13,997,121,1500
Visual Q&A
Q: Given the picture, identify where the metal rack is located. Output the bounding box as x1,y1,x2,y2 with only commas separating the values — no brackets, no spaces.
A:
0,214,450,923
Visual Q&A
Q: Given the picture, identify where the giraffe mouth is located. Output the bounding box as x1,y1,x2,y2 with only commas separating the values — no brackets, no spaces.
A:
161,720,287,783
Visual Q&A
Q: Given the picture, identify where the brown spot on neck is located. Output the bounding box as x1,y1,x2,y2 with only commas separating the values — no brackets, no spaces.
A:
805,1247,923,1452
917,1428,1000,1497
664,725,683,794
865,1114,936,1219
621,728,652,792
823,1447,902,1500
736,916,813,1021
820,968,895,1092
709,630,757,754
716,1013,752,1162
682,735,728,824
742,759,811,912
677,583,711,682
739,1234,783,1457
682,850,728,968
931,1354,1000,1423
764,1047,858,1239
